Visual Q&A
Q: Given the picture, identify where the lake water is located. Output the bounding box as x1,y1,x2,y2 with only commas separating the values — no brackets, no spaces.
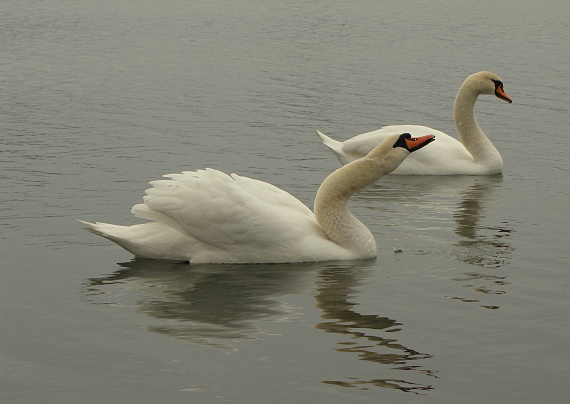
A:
1,0,569,403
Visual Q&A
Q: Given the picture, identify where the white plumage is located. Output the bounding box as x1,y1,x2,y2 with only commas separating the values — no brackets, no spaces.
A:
317,71,512,175
79,133,435,264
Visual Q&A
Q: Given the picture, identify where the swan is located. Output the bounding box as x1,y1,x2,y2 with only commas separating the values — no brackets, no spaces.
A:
78,133,435,264
317,71,512,175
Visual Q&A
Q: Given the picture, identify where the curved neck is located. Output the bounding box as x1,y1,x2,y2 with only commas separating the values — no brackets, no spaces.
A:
313,158,390,256
453,82,500,163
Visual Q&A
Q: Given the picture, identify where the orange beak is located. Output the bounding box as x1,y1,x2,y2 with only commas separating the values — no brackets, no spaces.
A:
404,134,436,151
495,83,513,103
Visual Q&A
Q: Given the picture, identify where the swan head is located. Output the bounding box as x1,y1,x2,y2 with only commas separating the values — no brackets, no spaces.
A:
365,133,436,174
392,133,436,152
468,71,512,103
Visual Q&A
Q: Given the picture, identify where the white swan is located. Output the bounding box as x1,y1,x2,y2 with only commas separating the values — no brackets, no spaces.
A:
78,133,435,264
317,71,512,175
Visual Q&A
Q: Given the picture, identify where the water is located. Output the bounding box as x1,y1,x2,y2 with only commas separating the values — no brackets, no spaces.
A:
1,0,569,402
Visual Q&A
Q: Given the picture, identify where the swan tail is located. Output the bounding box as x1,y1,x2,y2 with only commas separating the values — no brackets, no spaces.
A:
78,219,147,251
78,219,194,261
316,130,342,152
316,130,359,165
77,219,130,241
78,219,108,236
77,219,141,254
77,219,155,258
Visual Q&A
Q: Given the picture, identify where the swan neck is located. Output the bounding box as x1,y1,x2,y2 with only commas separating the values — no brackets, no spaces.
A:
453,81,497,161
313,156,394,256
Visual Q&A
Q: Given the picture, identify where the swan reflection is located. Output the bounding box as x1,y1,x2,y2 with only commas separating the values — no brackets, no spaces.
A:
452,178,514,268
355,175,515,309
84,259,436,392
84,260,318,348
315,264,435,393
82,175,515,392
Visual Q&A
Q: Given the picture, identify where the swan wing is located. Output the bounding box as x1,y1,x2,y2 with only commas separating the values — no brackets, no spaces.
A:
132,168,320,250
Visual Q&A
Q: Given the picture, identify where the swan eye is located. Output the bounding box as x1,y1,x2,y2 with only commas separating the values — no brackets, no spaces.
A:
491,79,513,103
491,79,506,93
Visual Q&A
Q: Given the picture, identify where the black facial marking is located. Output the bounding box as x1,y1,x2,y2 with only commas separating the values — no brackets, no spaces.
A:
491,79,504,91
393,133,412,149
393,133,435,152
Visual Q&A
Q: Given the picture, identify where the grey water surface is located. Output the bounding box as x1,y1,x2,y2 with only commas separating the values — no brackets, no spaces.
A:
1,1,569,403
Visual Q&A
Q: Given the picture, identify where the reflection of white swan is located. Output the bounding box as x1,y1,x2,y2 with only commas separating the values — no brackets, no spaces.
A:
84,260,320,346
315,266,435,392
79,133,434,263
317,71,512,175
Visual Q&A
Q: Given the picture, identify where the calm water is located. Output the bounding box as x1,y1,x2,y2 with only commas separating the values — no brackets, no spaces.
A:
1,0,569,403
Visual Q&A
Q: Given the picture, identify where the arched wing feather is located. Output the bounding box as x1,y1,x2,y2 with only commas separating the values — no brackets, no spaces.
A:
132,168,319,249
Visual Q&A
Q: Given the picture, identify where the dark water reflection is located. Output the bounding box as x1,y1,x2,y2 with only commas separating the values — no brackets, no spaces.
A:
449,177,515,309
356,175,516,309
84,260,318,348
84,259,437,392
452,176,515,269
315,266,436,393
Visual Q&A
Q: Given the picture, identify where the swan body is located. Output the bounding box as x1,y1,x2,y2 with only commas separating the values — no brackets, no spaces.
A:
79,133,435,264
317,71,512,175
